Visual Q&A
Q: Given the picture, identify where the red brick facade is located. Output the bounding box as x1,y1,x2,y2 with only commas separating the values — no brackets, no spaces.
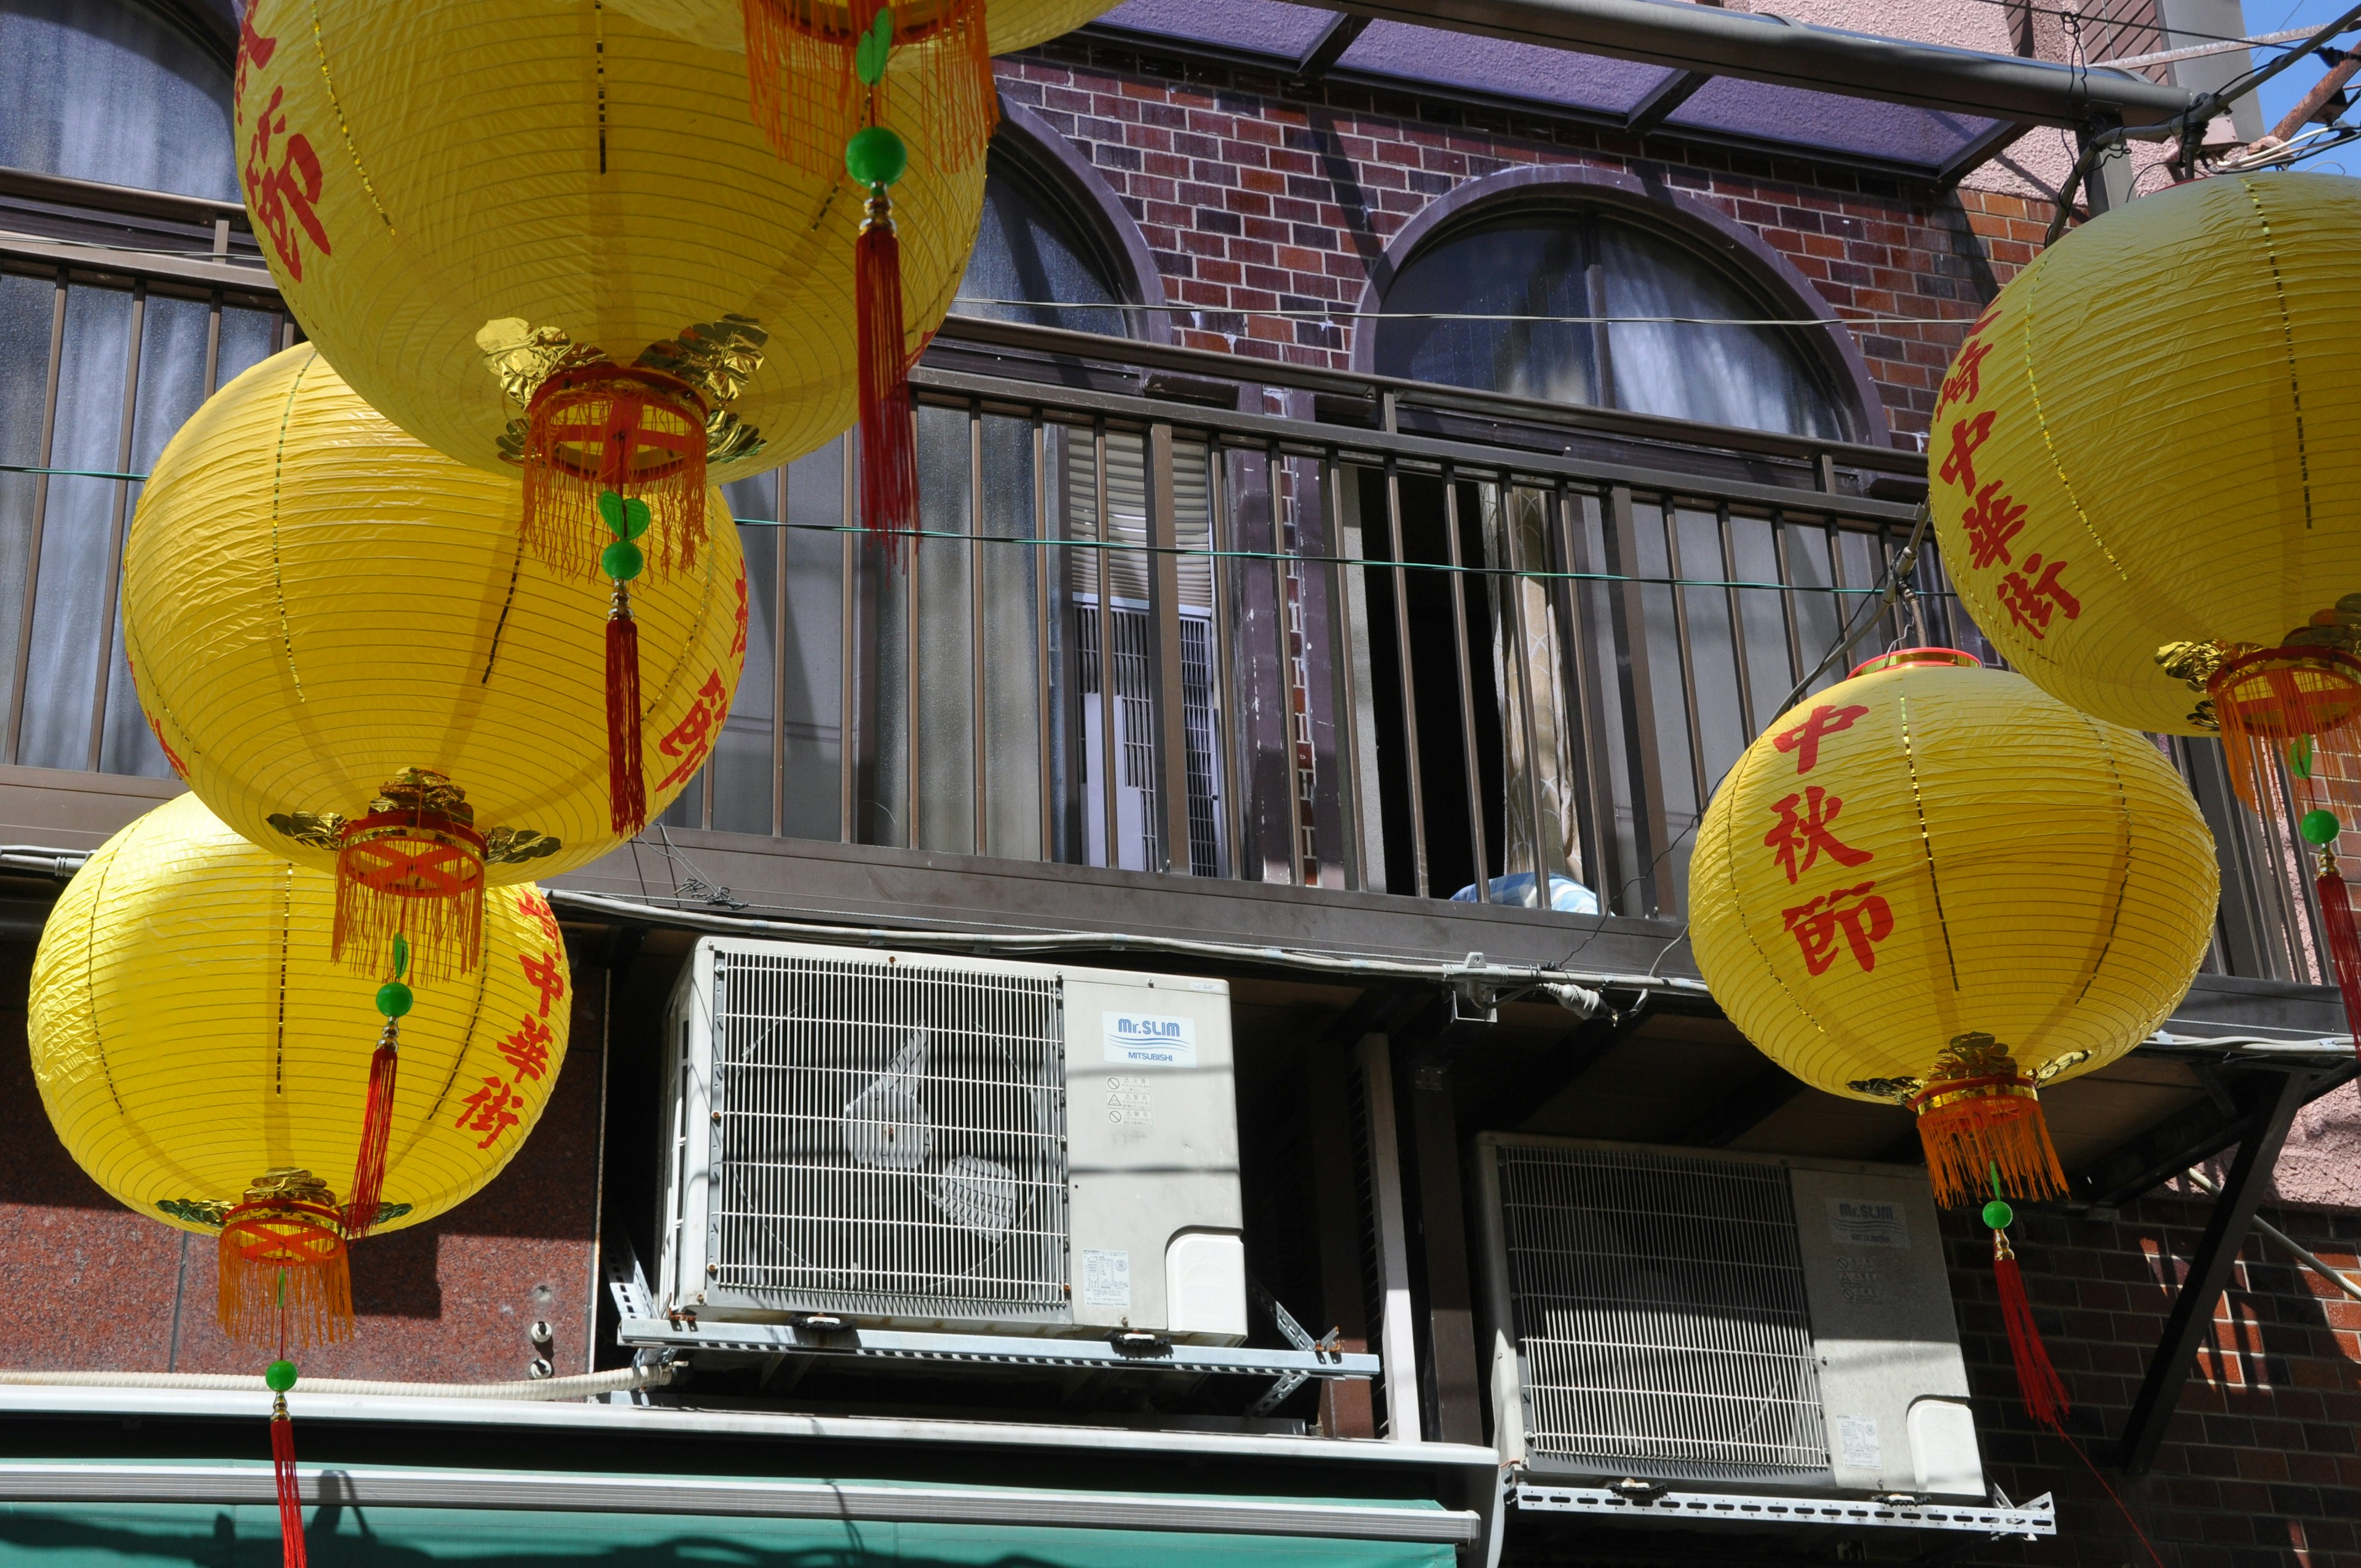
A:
1953,1197,2361,1568
998,37,2068,445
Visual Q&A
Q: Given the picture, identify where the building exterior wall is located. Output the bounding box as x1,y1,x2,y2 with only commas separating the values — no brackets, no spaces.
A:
997,38,2059,442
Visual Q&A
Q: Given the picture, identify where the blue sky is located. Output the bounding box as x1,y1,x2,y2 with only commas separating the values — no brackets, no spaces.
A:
2243,0,2353,141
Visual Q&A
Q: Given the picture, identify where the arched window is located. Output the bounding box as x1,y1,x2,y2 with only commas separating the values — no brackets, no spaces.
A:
954,128,1145,340
1374,206,1849,440
0,1,237,202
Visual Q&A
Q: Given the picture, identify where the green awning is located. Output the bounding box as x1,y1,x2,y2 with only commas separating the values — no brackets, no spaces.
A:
0,1502,1455,1566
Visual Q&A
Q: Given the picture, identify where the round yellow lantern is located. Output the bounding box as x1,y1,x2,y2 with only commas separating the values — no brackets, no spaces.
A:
30,793,574,1348
1928,172,2361,738
124,346,745,978
1690,649,2216,1206
231,0,986,566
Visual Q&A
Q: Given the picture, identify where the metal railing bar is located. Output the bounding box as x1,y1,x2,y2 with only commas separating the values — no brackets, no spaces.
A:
1661,505,1712,825
1273,443,1310,887
1147,423,1192,873
1385,457,1431,900
1554,487,1616,914
923,315,1929,477
1093,421,1119,871
770,472,787,838
1208,446,1248,881
969,404,989,858
1604,486,1672,916
1033,416,1054,866
1324,455,1369,893
86,281,146,775
0,233,277,297
837,445,856,846
8,272,66,766
909,368,1923,526
1442,470,1492,903
904,414,922,850
1719,506,1757,745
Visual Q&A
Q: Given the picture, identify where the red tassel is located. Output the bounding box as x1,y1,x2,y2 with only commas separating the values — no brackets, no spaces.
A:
1995,1236,2069,1430
271,1393,309,1568
341,1023,398,1240
856,192,916,563
2317,861,2361,1058
608,588,647,836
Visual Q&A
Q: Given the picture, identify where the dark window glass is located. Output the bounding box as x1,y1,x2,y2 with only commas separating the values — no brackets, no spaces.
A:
1374,209,1845,440
0,1,235,202
954,143,1133,339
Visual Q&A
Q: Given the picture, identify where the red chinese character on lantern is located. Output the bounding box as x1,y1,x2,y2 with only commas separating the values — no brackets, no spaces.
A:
499,1013,554,1083
1995,553,2082,639
654,670,729,791
1782,881,1895,976
235,9,276,107
1940,337,1994,409
143,713,188,780
244,85,330,282
1937,411,1995,493
454,1077,523,1149
520,949,566,1019
516,889,561,950
1958,480,2026,570
730,569,749,660
1762,786,1874,885
1773,703,1869,775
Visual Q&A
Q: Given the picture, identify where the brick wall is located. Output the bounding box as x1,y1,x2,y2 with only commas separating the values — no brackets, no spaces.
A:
1953,1194,2361,1568
997,38,2068,444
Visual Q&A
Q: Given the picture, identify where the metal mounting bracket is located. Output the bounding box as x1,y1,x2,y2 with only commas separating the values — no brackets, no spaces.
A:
617,1316,1380,1381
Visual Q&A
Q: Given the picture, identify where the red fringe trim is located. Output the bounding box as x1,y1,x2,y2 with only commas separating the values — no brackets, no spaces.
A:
341,1027,398,1240
607,598,647,837
1995,1248,2070,1430
218,1203,352,1352
740,0,997,173
1912,1078,2065,1207
521,366,706,579
331,813,486,985
856,209,916,561
2215,646,2361,815
272,1396,308,1568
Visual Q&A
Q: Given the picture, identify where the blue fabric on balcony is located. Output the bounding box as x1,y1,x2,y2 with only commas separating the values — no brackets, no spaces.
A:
1452,873,1601,913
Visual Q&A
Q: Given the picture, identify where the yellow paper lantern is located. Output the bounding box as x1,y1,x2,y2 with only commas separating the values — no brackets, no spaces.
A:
1928,172,2361,739
1690,649,2216,1206
29,793,574,1347
231,0,985,565
124,346,746,978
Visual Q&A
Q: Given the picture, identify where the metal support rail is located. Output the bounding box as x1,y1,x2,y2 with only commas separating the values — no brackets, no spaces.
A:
617,1317,1381,1381
1509,1481,2057,1537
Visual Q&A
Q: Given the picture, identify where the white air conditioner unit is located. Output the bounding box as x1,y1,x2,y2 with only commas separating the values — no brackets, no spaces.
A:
1474,1134,1987,1500
657,936,1246,1342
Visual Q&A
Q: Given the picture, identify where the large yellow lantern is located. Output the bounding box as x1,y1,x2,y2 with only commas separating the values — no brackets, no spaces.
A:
1928,172,2361,1044
231,0,985,565
1928,172,2361,740
1690,649,2216,1206
30,793,574,1348
125,347,745,978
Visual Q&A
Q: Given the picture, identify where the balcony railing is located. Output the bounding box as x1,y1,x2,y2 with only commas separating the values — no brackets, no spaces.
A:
0,165,2327,988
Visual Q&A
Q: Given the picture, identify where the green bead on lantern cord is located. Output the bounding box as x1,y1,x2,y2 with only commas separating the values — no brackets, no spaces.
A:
845,124,908,189
1982,1198,2015,1231
2301,808,2342,846
596,490,650,542
264,1359,298,1393
603,540,645,583
376,980,413,1019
